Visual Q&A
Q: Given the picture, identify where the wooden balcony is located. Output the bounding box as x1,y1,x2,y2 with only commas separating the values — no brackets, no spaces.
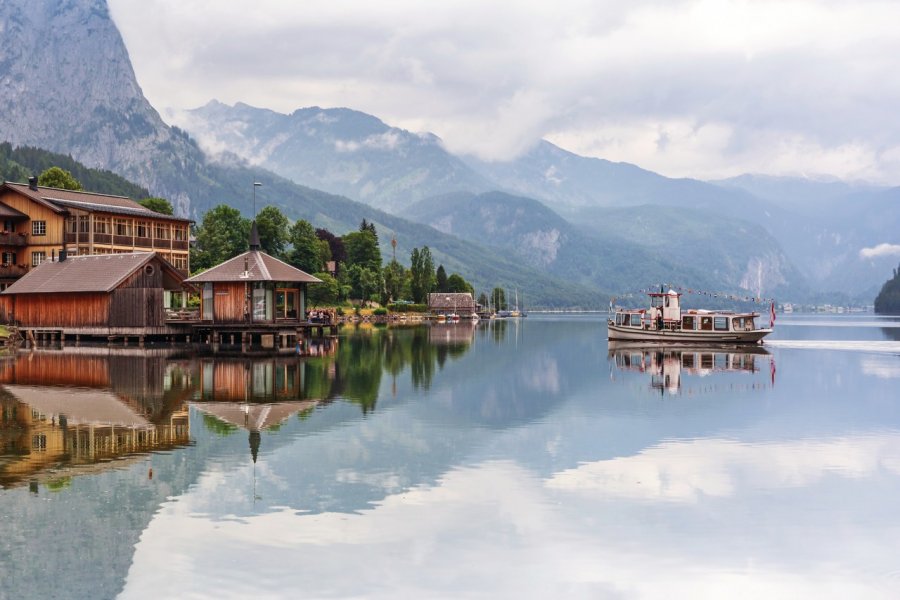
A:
0,264,28,278
0,232,28,247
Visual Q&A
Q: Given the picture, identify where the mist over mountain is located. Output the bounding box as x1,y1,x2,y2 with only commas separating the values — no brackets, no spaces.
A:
174,101,493,213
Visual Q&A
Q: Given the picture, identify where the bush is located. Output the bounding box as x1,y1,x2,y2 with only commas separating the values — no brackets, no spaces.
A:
388,303,427,313
373,307,388,316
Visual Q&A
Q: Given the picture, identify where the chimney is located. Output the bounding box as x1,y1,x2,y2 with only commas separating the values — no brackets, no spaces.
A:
28,176,38,191
59,247,67,262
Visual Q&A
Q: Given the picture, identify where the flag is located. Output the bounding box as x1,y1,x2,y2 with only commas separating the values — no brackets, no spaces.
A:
769,301,776,328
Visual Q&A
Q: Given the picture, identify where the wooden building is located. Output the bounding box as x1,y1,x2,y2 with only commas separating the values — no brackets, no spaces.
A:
428,292,477,318
0,251,188,335
186,224,321,325
0,178,192,289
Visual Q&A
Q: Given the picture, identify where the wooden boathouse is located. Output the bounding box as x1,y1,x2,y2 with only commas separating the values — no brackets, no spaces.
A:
184,223,323,349
0,250,190,344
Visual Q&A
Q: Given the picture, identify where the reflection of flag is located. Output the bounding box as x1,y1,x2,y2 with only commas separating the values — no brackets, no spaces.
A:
769,301,776,328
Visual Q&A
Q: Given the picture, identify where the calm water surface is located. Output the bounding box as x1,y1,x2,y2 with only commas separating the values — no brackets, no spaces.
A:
2,314,900,599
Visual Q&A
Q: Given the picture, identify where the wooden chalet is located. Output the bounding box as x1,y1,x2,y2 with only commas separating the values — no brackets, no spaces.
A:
0,251,189,339
0,179,192,289
428,292,477,318
186,224,321,326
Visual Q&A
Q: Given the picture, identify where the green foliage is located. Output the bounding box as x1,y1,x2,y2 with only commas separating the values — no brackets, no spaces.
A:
435,264,448,292
491,287,507,311
202,413,239,436
388,303,427,313
875,263,900,314
138,197,174,215
38,166,82,190
409,246,435,303
255,205,289,258
288,219,322,273
307,272,340,306
382,259,406,304
446,273,473,294
373,307,388,316
343,230,382,271
0,142,149,197
192,204,250,271
346,264,382,302
478,292,489,308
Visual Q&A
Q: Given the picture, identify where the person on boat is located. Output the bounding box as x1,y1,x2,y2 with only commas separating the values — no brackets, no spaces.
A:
656,310,663,331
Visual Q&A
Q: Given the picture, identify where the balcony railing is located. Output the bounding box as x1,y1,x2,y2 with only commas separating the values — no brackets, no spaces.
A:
0,264,28,277
0,232,28,247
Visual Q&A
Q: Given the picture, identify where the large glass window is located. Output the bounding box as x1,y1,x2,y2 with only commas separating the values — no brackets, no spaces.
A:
93,217,110,234
253,284,273,321
78,216,90,233
154,222,170,239
714,317,729,331
114,218,132,236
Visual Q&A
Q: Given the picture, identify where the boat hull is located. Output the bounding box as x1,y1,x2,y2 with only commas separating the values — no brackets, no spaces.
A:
607,323,772,344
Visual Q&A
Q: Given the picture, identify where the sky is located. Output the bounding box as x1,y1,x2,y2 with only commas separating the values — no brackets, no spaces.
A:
107,0,900,184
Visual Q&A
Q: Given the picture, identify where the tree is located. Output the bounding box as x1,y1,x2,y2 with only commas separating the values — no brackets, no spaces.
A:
491,287,507,311
254,205,289,258
446,273,473,294
409,246,436,303
307,272,340,306
347,264,382,303
316,228,346,264
192,205,250,271
38,166,82,190
288,219,322,274
138,197,174,215
435,264,448,292
478,292,490,308
360,218,379,245
343,230,381,272
383,259,406,304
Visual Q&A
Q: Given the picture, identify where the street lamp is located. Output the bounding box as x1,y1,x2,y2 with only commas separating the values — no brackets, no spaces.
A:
252,182,262,217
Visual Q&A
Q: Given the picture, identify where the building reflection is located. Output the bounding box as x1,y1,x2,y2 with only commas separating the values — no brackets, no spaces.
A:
608,342,772,394
0,350,192,489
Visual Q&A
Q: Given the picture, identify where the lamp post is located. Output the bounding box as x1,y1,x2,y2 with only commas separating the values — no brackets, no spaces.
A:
252,181,262,217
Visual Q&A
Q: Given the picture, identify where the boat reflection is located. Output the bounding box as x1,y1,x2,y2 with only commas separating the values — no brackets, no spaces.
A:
608,342,772,394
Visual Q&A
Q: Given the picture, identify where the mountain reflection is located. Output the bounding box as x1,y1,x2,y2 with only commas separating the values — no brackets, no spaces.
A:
608,342,773,394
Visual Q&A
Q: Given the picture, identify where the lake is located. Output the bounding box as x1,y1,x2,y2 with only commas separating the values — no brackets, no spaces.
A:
2,314,900,599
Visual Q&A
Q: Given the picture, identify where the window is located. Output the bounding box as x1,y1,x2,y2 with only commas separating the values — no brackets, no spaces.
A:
32,251,46,267
78,216,90,233
32,220,46,236
172,254,188,270
2,252,16,265
174,225,187,241
154,222,170,239
66,218,77,234
700,317,713,331
93,217,110,234
114,218,132,236
682,316,695,330
136,221,149,238
714,317,729,331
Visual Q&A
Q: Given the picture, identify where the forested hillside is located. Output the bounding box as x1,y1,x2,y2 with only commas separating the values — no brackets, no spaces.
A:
874,265,900,314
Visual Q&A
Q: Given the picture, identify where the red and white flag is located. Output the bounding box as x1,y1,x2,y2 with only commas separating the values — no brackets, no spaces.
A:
769,301,776,329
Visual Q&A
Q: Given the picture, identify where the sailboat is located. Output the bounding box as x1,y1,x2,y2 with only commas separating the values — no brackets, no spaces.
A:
509,288,525,318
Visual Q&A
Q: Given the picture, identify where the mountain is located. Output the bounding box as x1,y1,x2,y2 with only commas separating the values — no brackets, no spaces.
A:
172,101,492,213
407,191,804,299
0,0,609,307
0,143,149,198
875,264,900,314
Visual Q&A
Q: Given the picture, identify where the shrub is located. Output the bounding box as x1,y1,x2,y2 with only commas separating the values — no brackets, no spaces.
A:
373,307,388,316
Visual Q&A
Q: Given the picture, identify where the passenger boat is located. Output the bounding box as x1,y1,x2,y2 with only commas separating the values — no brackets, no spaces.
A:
608,289,773,344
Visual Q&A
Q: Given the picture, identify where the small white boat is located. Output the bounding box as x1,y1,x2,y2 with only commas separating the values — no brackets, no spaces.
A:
608,289,773,344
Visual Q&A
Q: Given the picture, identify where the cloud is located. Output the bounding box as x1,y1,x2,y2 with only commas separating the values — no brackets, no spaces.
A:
108,0,900,182
859,243,900,259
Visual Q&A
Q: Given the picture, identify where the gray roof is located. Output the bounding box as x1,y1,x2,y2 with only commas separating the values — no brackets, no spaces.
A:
428,292,476,310
1,252,185,295
186,251,321,284
1,182,192,222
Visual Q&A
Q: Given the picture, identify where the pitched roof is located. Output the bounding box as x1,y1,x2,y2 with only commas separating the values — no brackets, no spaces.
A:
0,202,28,219
0,182,192,222
186,250,321,284
1,252,185,295
428,292,476,309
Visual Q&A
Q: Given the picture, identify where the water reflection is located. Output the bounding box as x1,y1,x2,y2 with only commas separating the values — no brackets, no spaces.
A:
608,342,773,394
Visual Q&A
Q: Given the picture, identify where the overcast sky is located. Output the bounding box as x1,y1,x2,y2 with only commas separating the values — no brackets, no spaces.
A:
108,0,900,184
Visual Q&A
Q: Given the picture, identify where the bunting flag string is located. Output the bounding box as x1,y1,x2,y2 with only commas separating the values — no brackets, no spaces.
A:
626,284,776,306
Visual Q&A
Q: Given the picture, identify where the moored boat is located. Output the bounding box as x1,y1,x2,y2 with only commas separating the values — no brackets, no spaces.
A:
608,289,773,344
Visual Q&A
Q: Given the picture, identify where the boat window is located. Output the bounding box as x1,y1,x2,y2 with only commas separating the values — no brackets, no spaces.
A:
700,317,713,331
682,316,695,330
631,314,643,328
714,317,728,331
701,354,714,369
651,296,663,308
622,313,630,326
682,353,695,368
616,313,623,326
714,353,728,369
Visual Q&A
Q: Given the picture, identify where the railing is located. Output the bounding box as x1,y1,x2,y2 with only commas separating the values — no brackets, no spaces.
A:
165,308,200,322
172,240,189,250
93,233,111,245
113,235,133,246
0,264,28,277
64,232,77,244
134,236,152,248
153,238,171,248
0,232,28,247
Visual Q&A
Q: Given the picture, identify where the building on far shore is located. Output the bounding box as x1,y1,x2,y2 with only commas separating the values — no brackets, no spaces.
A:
428,292,477,318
